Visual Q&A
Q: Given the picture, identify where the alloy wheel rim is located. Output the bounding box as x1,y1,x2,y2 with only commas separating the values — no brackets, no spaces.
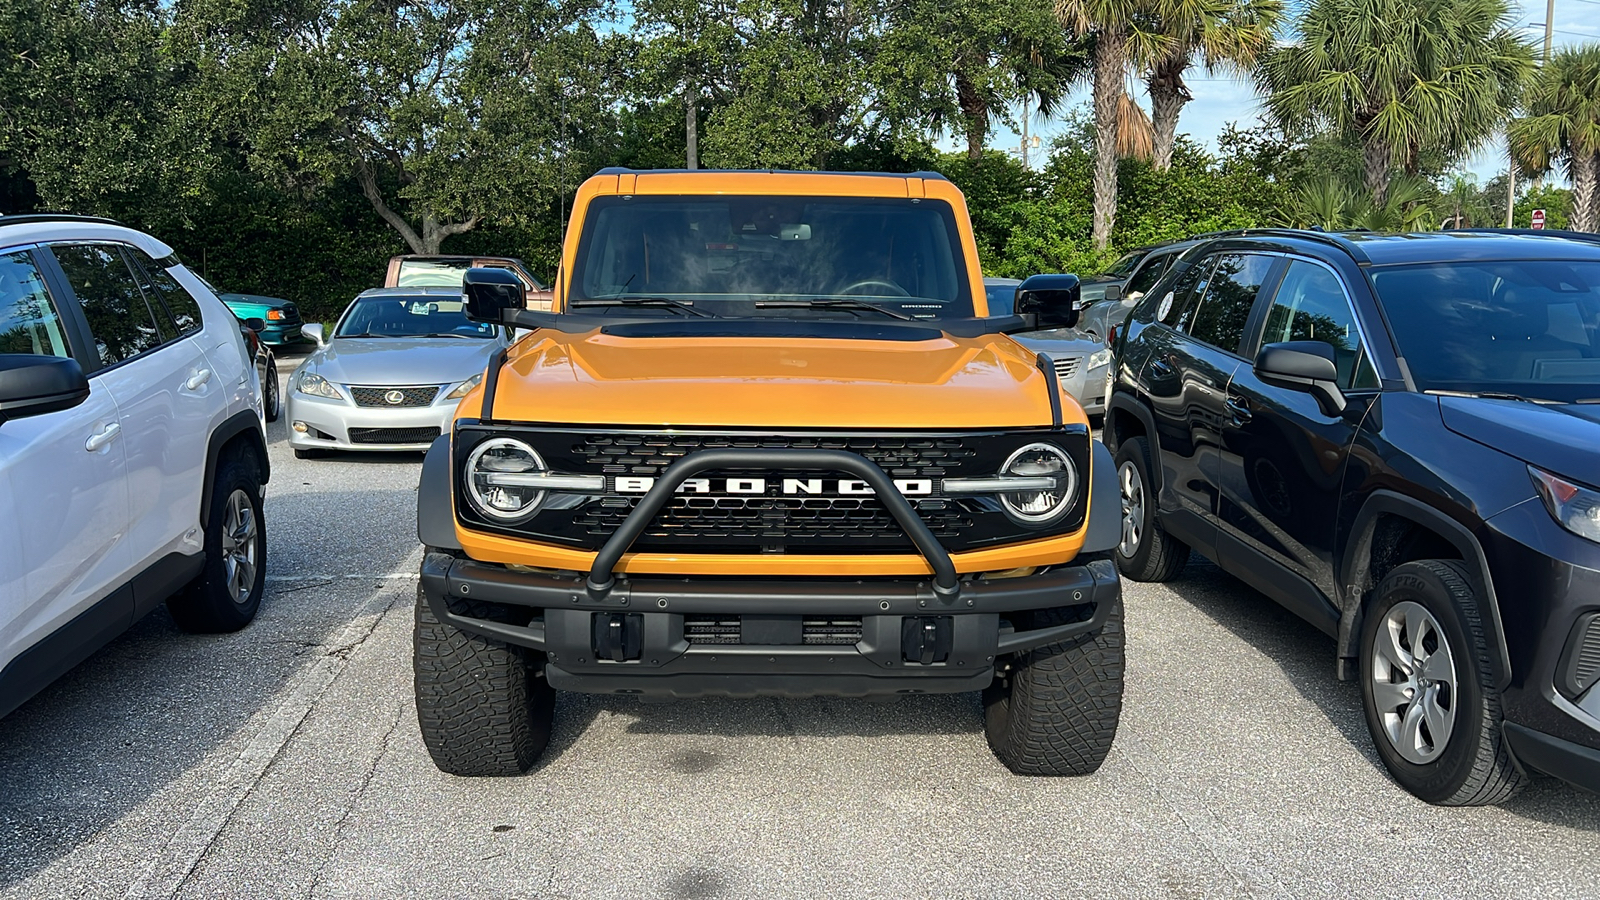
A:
1118,460,1143,558
1369,600,1458,764
221,489,259,605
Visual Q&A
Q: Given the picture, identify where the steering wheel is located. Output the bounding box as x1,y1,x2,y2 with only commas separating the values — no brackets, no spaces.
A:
835,279,910,297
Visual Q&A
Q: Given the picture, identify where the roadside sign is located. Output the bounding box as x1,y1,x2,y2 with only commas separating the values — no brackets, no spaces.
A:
1531,209,1546,230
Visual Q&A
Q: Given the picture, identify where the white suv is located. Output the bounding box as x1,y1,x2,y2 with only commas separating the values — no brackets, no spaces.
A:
0,215,270,719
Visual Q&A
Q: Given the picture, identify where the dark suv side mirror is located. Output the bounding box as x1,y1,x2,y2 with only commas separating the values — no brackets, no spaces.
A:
0,354,91,425
1015,274,1081,329
463,266,525,324
1255,341,1345,415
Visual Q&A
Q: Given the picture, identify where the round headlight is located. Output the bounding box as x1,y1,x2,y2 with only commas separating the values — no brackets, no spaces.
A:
465,438,547,522
1000,442,1077,524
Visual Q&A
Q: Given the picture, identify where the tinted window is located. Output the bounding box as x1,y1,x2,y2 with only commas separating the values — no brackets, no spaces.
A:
1104,250,1143,279
1371,259,1600,401
129,248,202,334
1187,253,1275,354
53,243,170,366
0,251,72,358
1124,253,1173,299
1154,254,1216,330
336,295,498,339
985,282,1017,315
1258,261,1378,390
572,195,973,318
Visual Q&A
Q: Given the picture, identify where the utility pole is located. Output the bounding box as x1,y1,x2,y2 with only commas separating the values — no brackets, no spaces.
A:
1021,103,1030,171
1545,0,1555,61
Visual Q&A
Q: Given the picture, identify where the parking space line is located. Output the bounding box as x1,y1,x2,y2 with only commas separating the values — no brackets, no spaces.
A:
121,583,405,900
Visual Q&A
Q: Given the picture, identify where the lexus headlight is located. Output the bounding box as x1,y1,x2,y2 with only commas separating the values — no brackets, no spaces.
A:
445,373,483,400
1531,466,1600,543
1000,442,1078,524
1087,348,1112,371
296,372,344,401
466,438,547,522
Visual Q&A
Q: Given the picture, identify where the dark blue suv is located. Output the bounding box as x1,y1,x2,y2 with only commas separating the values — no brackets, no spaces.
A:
1106,229,1600,805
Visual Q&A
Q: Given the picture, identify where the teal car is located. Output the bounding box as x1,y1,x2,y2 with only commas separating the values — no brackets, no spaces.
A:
199,277,312,348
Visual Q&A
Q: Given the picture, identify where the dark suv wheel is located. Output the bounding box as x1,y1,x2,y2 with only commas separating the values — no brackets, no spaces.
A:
1112,437,1188,582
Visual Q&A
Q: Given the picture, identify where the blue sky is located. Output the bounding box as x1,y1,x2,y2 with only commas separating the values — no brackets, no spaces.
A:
980,0,1600,185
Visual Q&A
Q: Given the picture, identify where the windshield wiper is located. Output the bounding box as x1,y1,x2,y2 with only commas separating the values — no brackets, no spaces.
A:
339,332,393,338
753,299,914,320
572,297,713,317
1426,389,1563,405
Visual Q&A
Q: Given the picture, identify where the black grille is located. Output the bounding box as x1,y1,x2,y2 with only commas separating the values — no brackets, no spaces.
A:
1572,615,1600,695
576,434,977,478
348,426,441,445
574,495,976,544
682,615,864,645
351,385,440,408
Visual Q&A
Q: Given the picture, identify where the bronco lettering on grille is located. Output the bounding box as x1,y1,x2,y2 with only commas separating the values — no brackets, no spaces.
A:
613,477,934,496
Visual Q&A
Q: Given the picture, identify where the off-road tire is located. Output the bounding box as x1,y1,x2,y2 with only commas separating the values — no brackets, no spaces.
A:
1114,436,1188,582
168,455,266,633
263,361,280,422
1360,560,1525,806
414,585,554,777
984,596,1125,775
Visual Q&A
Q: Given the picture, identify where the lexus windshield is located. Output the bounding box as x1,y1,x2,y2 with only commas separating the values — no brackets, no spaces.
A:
1371,259,1600,403
568,195,976,318
335,296,498,338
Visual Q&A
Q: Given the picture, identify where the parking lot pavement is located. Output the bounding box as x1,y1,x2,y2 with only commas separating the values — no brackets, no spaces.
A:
3,363,1598,899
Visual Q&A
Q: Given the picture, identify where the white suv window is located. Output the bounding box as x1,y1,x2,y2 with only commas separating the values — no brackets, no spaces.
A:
0,251,72,358
51,243,174,366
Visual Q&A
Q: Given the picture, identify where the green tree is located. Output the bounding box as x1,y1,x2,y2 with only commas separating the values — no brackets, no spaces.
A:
631,0,740,170
1508,44,1600,233
1259,0,1534,204
1145,0,1281,172
1055,0,1174,250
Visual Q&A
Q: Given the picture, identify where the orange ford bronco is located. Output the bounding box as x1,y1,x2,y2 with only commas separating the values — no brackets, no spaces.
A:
414,169,1125,776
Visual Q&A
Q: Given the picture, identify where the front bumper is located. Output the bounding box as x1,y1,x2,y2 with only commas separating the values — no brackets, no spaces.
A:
258,322,311,346
287,392,459,451
420,552,1121,697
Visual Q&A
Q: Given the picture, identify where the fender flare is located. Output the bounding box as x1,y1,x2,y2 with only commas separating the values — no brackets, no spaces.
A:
1336,490,1512,689
1105,390,1161,490
203,410,269,518
418,434,462,550
1079,440,1122,554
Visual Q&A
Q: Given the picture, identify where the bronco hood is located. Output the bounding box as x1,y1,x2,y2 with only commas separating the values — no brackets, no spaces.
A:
464,327,1068,429
1439,396,1600,483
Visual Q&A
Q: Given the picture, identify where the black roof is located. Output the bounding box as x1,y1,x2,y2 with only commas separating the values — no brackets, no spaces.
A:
0,213,124,227
1196,227,1600,266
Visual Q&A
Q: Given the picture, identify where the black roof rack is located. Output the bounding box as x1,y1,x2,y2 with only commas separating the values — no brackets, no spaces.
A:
1190,227,1372,264
1444,227,1600,245
591,167,951,182
0,212,124,227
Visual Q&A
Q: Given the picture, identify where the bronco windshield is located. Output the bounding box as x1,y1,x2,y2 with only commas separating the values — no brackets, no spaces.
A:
1371,260,1600,403
569,195,975,318
335,296,498,339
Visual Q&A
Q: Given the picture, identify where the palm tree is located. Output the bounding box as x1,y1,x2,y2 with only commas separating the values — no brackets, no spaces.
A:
1056,0,1173,249
1145,0,1282,172
1509,45,1600,233
1436,174,1491,229
1259,0,1534,205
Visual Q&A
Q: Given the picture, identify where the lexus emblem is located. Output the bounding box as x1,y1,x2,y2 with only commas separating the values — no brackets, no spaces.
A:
384,390,406,405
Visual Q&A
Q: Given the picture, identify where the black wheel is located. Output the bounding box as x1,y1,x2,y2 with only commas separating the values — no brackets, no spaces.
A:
414,585,554,776
263,360,280,422
1113,436,1188,582
984,597,1125,776
293,447,325,460
168,454,266,633
1359,560,1525,805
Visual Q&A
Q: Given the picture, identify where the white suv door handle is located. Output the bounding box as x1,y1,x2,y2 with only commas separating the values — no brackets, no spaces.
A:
85,422,121,452
185,368,213,391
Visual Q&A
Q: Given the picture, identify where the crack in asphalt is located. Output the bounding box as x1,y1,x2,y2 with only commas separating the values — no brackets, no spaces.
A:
306,702,403,900
121,583,405,900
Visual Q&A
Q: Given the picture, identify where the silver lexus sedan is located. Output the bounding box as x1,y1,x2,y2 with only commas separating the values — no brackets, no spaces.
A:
285,287,509,458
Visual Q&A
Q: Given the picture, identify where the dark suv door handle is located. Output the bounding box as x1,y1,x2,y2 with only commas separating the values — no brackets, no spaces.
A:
1148,359,1174,378
1226,396,1252,424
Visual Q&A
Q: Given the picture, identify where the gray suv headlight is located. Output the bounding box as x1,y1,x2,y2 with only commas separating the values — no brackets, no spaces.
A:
1531,466,1600,543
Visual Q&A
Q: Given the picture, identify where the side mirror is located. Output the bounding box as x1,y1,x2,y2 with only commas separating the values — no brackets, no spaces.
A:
1102,284,1123,303
0,354,91,425
1014,274,1081,330
463,266,525,323
300,323,325,345
1255,341,1345,415
243,317,266,334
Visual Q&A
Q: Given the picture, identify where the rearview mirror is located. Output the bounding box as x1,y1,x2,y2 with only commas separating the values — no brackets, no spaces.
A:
1014,274,1081,330
300,323,325,345
243,317,266,334
0,354,91,425
463,266,525,324
1255,341,1345,415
